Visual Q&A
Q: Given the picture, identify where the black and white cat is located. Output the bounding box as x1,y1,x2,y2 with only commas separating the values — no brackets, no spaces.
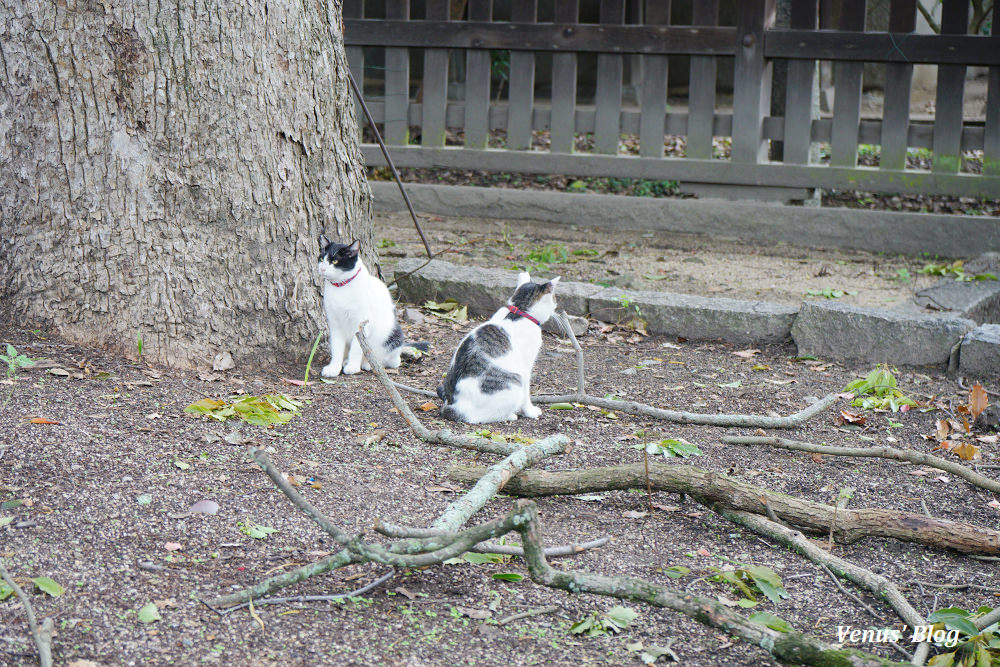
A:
436,272,560,424
317,237,405,377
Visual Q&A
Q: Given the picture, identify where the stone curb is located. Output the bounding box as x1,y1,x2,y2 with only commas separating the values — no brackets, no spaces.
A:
392,258,998,375
370,181,1000,258
960,325,1000,378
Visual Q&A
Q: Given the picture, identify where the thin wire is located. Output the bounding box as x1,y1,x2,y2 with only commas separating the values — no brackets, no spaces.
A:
346,67,434,259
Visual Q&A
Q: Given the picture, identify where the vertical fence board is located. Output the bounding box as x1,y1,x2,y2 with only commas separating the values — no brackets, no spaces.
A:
464,0,493,148
686,0,718,160
384,0,411,145
421,0,450,146
550,0,579,153
507,0,537,150
830,0,866,167
732,0,776,163
595,0,625,155
986,8,1000,176
880,0,916,170
782,0,817,164
639,1,670,158
932,0,970,172
344,0,365,139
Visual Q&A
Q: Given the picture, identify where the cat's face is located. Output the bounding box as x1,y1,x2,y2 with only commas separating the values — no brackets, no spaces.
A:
318,237,361,281
510,272,560,323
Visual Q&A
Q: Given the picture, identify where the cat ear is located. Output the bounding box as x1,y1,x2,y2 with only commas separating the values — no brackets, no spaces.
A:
346,239,361,255
543,277,561,292
516,272,531,287
319,233,331,249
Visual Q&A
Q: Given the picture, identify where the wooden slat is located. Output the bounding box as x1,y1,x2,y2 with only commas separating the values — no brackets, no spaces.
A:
932,0,970,173
732,0,776,164
463,0,493,148
360,145,1000,198
986,9,1000,176
344,0,365,138
345,21,739,55
879,0,916,170
639,1,670,158
764,30,1000,66
830,0,865,168
549,0,579,153
595,0,625,155
782,0,817,165
506,0,536,150
384,0,411,145
421,0,450,147
686,0,719,160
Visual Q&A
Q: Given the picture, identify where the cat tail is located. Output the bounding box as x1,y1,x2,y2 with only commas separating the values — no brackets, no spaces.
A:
436,384,447,402
439,403,462,422
405,341,430,352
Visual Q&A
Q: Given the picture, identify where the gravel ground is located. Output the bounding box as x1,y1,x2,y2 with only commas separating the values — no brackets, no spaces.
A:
2,305,998,666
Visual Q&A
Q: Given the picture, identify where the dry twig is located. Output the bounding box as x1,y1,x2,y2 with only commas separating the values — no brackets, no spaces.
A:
0,559,53,667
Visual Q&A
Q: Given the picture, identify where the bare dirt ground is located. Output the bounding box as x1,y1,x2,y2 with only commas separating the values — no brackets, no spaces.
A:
373,209,940,311
2,288,999,666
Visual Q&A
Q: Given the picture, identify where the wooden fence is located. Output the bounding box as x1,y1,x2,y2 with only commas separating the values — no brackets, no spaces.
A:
344,0,1000,199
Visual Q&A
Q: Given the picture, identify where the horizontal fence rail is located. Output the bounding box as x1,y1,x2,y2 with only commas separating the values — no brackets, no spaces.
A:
344,0,1000,199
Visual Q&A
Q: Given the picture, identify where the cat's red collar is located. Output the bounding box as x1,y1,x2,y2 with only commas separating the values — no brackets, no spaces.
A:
507,304,540,326
328,268,362,287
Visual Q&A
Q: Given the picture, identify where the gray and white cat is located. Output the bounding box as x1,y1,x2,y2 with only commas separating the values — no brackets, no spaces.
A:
436,273,560,423
317,237,405,377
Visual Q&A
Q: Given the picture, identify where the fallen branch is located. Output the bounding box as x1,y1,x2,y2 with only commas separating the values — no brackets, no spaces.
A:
448,462,1000,555
514,501,910,667
719,509,931,666
498,605,560,626
430,435,569,532
721,435,1000,495
217,569,396,616
374,521,610,558
0,559,53,667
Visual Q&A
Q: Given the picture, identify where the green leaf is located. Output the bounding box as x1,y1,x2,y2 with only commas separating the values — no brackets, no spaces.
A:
462,552,507,565
737,598,759,608
605,606,638,629
0,584,13,601
137,601,161,624
136,494,152,505
549,403,575,410
0,517,13,528
239,520,278,539
32,577,64,597
491,573,523,582
664,565,690,579
1,499,23,510
749,611,793,632
928,612,980,638
174,460,191,470
570,616,595,635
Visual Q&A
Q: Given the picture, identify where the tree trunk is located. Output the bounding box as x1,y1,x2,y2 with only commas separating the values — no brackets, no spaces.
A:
0,0,371,368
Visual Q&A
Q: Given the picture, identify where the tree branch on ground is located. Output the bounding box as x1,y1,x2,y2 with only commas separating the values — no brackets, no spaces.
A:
447,462,1000,555
0,558,53,667
721,435,1000,495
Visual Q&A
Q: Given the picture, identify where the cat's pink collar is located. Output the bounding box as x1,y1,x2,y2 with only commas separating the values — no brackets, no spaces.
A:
507,304,540,326
328,268,362,287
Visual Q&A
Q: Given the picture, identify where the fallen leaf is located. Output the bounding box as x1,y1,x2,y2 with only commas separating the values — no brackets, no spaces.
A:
696,548,711,557
810,453,825,463
145,413,162,420
356,430,386,446
732,349,760,359
456,606,491,619
28,417,60,424
651,503,678,512
622,510,648,519
425,484,459,493
164,542,183,551
934,475,950,483
935,419,951,440
837,411,866,426
969,383,989,420
418,402,438,412
394,586,416,600
952,442,981,461
280,377,311,386
47,368,71,377
975,434,998,444
716,596,740,607
908,469,931,477
189,500,220,515
988,500,999,510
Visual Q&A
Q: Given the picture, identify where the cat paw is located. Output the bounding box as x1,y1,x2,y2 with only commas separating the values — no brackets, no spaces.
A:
504,413,519,422
342,363,362,375
361,360,372,371
520,404,542,419
321,363,341,378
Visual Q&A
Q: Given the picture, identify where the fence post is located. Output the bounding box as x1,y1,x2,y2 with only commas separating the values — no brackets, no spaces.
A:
932,0,970,173
732,0,776,164
986,7,1000,176
384,0,411,145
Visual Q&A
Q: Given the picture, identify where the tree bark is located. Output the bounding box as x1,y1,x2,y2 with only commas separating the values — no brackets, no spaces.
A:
0,0,371,367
